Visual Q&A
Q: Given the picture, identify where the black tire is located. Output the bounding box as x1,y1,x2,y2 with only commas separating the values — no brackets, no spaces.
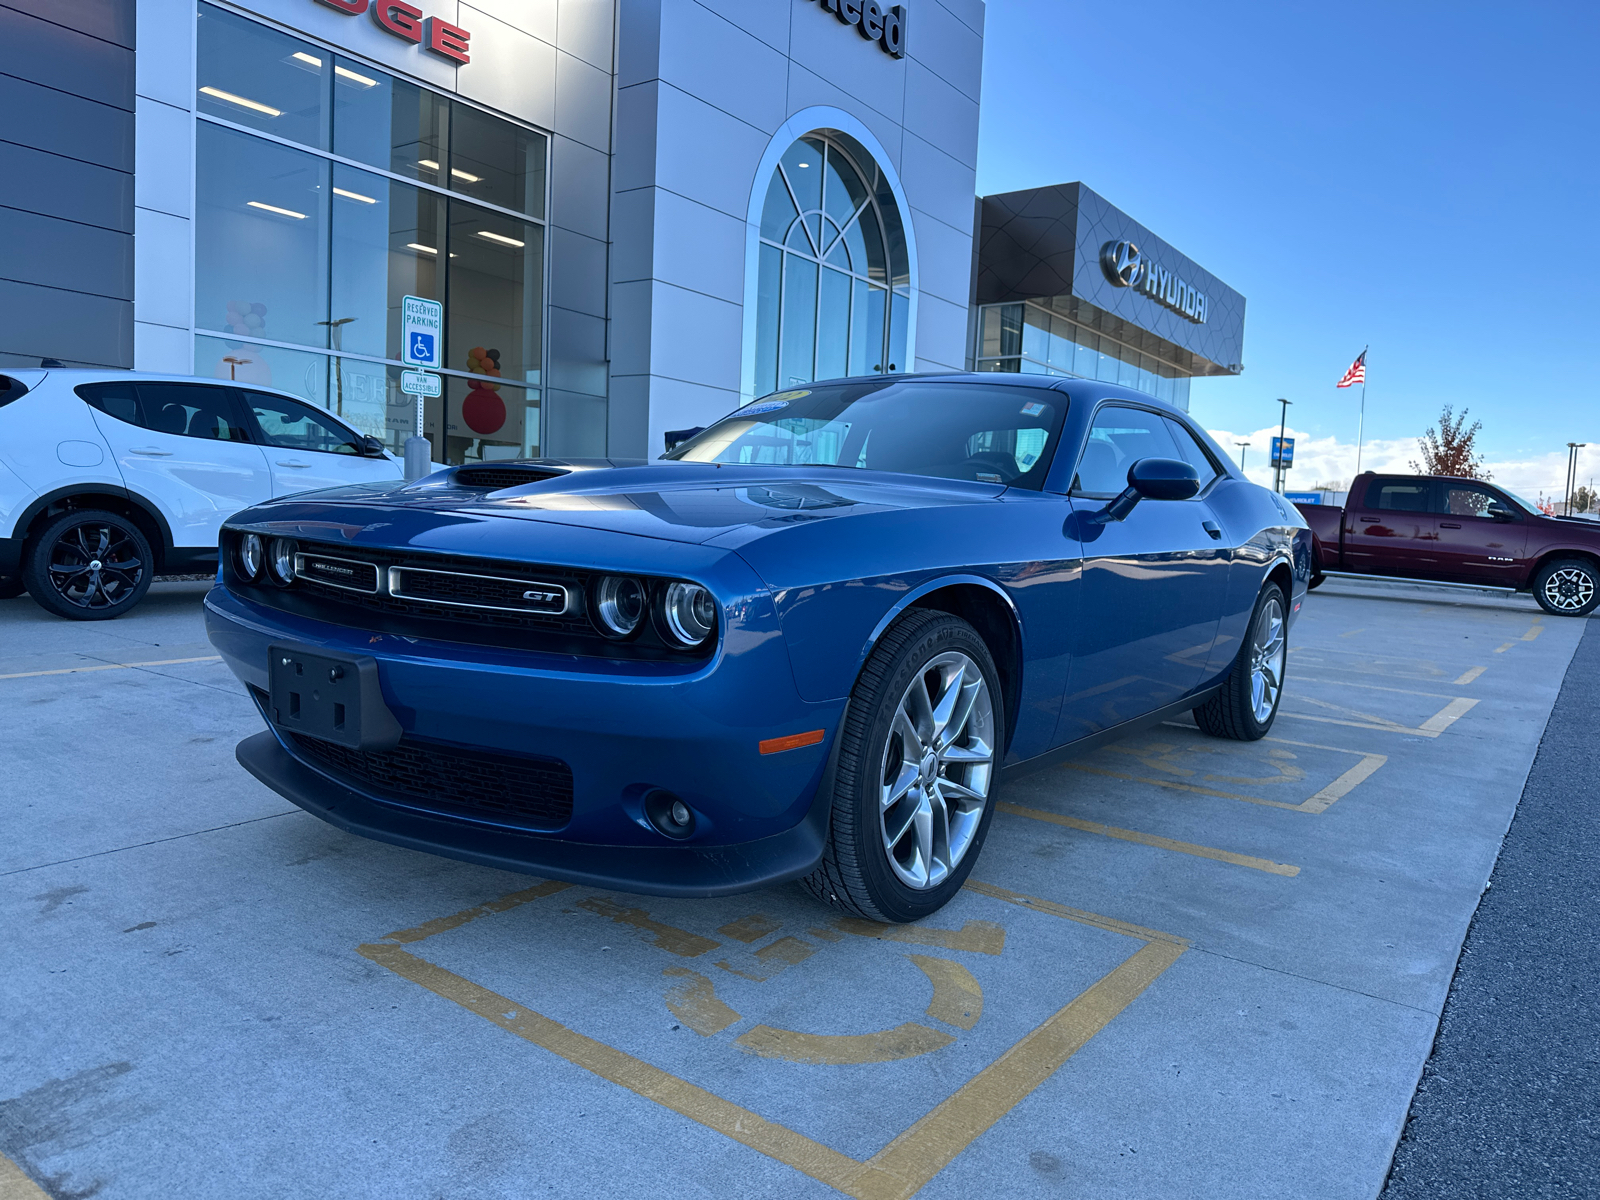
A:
1307,574,1325,591
1194,581,1288,741
800,610,1005,923
0,577,24,600
1531,558,1599,617
22,510,153,621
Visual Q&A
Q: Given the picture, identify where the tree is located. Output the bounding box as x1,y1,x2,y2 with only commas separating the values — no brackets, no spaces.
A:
1411,406,1489,479
1573,485,1597,514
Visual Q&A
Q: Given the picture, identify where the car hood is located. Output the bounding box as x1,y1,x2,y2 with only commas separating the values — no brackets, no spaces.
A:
233,459,1007,547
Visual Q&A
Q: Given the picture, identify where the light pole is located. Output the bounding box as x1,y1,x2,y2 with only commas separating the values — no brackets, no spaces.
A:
317,317,358,416
1274,398,1292,494
1565,443,1588,515
1235,442,1251,472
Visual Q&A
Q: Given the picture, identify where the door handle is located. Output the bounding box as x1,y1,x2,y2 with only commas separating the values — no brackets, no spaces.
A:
130,447,173,456
1359,516,1380,523
1440,521,1462,529
276,459,311,468
1202,520,1223,540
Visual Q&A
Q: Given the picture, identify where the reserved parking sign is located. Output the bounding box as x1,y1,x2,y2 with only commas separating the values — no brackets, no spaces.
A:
401,295,443,369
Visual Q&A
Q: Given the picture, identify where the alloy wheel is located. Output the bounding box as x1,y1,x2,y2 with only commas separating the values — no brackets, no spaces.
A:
1542,567,1595,614
47,521,146,611
878,651,995,890
1249,596,1287,724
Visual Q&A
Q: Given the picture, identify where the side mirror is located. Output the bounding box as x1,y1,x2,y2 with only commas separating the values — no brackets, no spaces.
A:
1094,457,1201,523
359,435,386,457
1486,502,1514,522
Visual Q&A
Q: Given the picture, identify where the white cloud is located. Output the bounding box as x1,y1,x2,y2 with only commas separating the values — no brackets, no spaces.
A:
1203,425,1599,507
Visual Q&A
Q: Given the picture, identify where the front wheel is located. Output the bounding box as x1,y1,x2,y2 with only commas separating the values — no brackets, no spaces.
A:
1194,582,1287,741
800,610,1004,923
22,510,153,620
1532,558,1599,617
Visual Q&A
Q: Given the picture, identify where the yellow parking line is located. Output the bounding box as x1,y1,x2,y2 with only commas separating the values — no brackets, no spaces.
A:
1280,694,1480,738
0,655,222,681
0,1153,48,1200
1522,620,1544,641
1453,666,1487,685
998,801,1299,876
1493,642,1514,654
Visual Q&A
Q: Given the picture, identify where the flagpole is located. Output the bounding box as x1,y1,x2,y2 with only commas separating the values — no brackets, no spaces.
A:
1353,345,1368,478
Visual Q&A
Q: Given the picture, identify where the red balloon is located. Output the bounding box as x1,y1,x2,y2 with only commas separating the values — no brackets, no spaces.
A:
461,384,506,435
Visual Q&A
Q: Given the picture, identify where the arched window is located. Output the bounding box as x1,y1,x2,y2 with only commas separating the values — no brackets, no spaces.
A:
753,133,911,394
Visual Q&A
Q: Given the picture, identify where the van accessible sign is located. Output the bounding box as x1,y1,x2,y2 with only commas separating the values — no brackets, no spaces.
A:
806,0,908,59
1100,240,1210,324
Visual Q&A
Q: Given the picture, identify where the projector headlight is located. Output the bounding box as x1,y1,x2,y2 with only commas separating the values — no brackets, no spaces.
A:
593,575,646,638
268,538,297,586
660,581,716,648
238,533,263,580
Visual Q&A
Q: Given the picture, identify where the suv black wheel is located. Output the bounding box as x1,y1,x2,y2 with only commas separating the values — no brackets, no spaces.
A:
22,510,153,620
800,609,1004,923
1194,582,1287,741
1532,558,1599,617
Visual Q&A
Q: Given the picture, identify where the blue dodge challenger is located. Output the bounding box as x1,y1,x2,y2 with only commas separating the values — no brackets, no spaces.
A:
206,375,1310,921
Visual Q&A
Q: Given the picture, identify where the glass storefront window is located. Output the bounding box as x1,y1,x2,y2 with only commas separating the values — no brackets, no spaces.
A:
196,122,330,351
753,133,910,394
194,3,549,464
197,4,328,150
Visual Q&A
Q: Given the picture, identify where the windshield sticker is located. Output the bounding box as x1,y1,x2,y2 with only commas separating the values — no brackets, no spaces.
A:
743,399,793,416
977,472,1003,483
1020,402,1048,417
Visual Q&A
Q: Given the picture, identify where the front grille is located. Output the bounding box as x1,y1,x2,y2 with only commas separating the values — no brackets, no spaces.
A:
289,729,575,831
389,565,570,615
296,552,379,593
454,465,562,490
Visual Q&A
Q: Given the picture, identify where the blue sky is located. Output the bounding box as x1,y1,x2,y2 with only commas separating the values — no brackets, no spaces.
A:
973,0,1599,497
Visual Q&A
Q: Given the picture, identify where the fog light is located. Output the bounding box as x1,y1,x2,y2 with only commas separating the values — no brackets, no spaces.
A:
643,789,695,840
239,533,263,580
269,537,296,585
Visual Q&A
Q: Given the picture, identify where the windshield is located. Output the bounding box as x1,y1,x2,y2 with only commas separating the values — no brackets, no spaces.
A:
1498,488,1543,515
665,381,1068,489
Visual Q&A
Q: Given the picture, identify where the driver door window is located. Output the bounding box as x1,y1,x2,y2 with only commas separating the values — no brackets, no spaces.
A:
1164,418,1220,491
242,392,363,455
240,390,394,498
1072,405,1181,495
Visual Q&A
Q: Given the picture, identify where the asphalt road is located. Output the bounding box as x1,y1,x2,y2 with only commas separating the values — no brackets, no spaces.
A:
1381,616,1599,1199
0,578,1588,1199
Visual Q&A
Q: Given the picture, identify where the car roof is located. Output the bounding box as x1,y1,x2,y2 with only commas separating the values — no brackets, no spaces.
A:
8,368,350,419
795,371,1194,420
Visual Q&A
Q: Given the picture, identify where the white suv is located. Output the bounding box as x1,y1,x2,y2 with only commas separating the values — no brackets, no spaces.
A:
0,369,403,620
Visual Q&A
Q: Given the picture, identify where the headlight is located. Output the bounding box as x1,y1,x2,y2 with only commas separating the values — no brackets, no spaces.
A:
593,575,646,638
661,581,716,647
239,533,263,580
268,538,297,585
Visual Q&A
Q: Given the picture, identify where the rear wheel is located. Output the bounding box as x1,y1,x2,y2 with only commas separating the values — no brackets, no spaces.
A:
1194,582,1287,741
1532,558,1599,617
800,610,1003,923
22,510,153,620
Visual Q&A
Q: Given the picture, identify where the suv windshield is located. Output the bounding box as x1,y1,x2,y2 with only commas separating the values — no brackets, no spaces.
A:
665,381,1068,489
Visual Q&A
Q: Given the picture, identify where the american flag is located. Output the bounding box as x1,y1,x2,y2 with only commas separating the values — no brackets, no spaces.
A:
1337,349,1367,388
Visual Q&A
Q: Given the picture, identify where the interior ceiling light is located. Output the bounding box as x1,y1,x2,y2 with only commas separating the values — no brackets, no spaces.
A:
290,51,323,68
418,159,440,170
247,200,307,219
333,187,377,204
450,168,483,183
334,65,377,87
406,243,438,255
200,86,282,117
475,230,525,247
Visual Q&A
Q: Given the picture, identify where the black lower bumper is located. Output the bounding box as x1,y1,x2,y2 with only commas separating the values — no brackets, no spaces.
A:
236,731,830,897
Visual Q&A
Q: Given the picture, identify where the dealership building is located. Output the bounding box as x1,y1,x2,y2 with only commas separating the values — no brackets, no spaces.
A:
1,0,1245,463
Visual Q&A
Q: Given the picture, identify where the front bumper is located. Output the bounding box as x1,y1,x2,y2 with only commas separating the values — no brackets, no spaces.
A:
207,573,846,894
236,732,831,896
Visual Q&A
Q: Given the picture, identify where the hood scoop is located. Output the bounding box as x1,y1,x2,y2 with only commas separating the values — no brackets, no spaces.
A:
452,464,568,491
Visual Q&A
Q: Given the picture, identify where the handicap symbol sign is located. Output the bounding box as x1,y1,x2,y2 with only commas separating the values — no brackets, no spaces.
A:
408,331,435,363
401,294,443,368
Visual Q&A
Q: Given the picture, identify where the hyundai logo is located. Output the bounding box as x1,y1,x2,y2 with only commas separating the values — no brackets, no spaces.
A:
1100,240,1143,288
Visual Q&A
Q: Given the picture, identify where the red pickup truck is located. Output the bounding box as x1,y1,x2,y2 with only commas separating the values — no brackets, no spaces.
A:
1295,472,1600,616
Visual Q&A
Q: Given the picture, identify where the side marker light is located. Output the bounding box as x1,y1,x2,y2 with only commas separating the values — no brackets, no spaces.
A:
759,729,825,755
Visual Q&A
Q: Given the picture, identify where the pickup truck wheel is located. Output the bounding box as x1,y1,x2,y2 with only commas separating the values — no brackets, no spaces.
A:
799,609,1003,923
22,510,153,621
1532,558,1599,617
1194,582,1287,741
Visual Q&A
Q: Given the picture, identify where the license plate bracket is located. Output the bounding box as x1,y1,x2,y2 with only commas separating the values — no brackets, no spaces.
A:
267,643,402,751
